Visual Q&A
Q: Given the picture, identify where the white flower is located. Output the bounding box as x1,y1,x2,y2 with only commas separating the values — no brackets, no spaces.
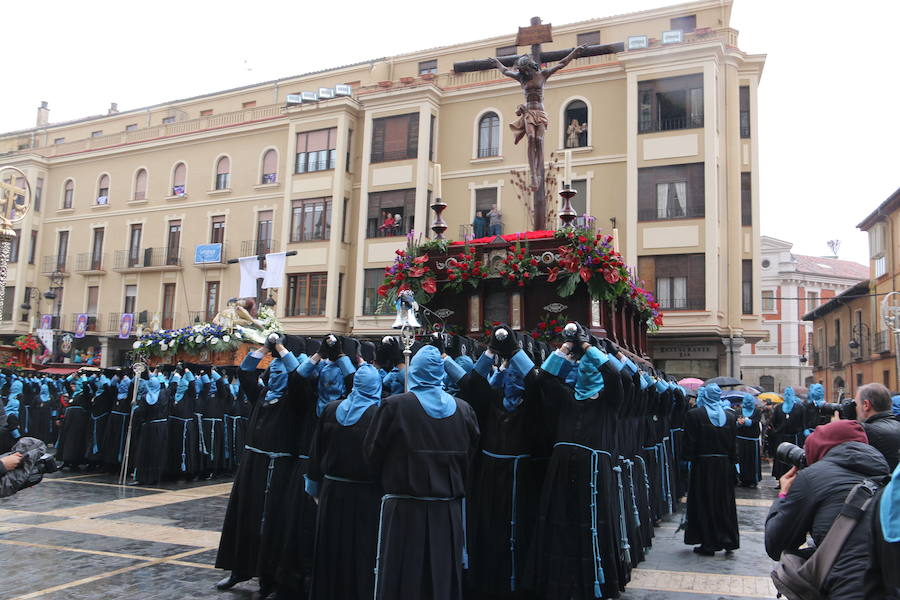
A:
210,338,219,345
132,341,141,349
234,330,242,339
223,335,230,343
160,343,168,351
195,335,204,344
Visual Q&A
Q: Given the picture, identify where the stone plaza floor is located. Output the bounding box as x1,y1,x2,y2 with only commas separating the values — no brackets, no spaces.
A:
0,467,780,599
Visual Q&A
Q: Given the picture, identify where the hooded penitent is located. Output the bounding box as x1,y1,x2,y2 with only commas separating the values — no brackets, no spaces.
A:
742,393,756,420
491,351,534,412
264,352,299,405
574,346,609,401
145,377,161,405
782,387,798,414
117,376,131,401
881,463,900,543
698,383,726,427
807,383,825,407
803,419,868,465
336,363,382,426
891,395,900,417
409,345,456,418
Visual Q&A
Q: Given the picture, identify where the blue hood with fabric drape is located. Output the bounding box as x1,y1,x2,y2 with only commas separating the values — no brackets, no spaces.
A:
409,345,456,418
336,363,381,426
699,384,726,427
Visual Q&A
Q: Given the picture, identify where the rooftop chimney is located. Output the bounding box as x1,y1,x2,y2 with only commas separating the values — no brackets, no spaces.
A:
36,101,49,127
108,102,119,115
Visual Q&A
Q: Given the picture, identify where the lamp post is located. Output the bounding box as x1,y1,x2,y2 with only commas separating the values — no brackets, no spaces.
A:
0,166,32,323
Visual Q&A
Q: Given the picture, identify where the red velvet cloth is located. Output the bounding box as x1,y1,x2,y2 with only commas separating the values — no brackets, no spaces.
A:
804,420,869,465
449,230,556,246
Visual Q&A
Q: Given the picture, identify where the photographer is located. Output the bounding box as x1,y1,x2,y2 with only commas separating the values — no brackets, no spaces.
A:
765,420,890,600
855,383,900,472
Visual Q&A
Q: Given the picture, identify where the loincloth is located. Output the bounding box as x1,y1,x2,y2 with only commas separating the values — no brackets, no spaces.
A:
509,109,549,137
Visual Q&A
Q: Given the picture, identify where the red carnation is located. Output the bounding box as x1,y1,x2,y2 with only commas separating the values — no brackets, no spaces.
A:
517,281,525,287
530,258,538,266
448,273,457,281
377,285,389,297
538,322,547,330
578,235,587,243
422,278,437,294
553,326,563,333
531,331,540,339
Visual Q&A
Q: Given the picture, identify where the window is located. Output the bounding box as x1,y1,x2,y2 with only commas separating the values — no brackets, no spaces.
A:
56,231,69,271
166,220,181,265
256,210,273,249
291,197,332,242
418,59,437,75
210,216,225,245
475,188,498,220
371,114,419,163
200,109,213,117
638,163,704,220
34,177,42,212
28,230,37,265
54,137,65,145
123,285,137,314
876,256,888,278
740,86,751,138
242,101,256,109
125,124,137,132
134,168,147,201
564,100,589,148
8,229,19,263
761,290,776,312
63,179,74,209
759,375,774,393
363,268,391,315
91,130,103,138
86,286,99,320
742,260,753,315
1,287,13,320
741,172,751,226
477,112,500,158
91,228,104,270
261,149,278,184
807,292,819,310
295,128,337,173
21,287,33,321
367,189,415,237
215,156,231,190
577,31,601,46
286,273,327,316
128,224,142,267
96,174,109,205
172,162,186,196
162,116,175,124
869,221,886,258
641,253,705,310
638,74,704,133
161,283,176,329
336,274,344,319
205,282,220,320
346,129,353,172
670,14,696,32
496,45,517,57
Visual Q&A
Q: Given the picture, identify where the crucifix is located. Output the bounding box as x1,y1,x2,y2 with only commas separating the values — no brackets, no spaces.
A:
453,18,623,231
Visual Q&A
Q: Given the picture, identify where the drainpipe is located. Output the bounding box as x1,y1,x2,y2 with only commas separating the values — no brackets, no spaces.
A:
728,326,735,378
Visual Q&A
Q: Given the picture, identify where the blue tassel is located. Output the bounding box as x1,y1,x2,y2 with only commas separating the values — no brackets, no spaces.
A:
594,581,602,598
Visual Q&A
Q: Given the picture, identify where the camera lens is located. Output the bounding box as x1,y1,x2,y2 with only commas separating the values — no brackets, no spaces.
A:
776,442,807,469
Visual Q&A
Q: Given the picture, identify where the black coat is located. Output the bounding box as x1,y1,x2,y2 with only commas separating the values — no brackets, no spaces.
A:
861,412,900,472
866,487,900,599
764,442,890,600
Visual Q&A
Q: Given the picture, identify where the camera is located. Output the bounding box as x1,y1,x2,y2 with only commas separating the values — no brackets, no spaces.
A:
776,442,807,469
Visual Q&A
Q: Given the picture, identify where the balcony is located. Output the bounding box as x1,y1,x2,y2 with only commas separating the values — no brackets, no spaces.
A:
657,296,705,311
41,255,69,275
875,330,892,354
113,247,183,272
107,313,137,335
639,115,704,134
75,253,106,274
240,239,277,257
811,349,821,369
638,205,705,222
828,345,842,367
71,313,101,333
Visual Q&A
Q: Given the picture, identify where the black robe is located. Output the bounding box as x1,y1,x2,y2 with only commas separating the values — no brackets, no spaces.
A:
683,407,739,551
307,401,382,600
457,361,543,596
167,381,202,476
202,379,227,474
133,388,170,484
769,403,805,479
223,385,250,472
57,388,92,465
86,380,115,463
216,365,313,588
99,389,132,468
529,359,627,600
364,392,480,600
735,408,762,486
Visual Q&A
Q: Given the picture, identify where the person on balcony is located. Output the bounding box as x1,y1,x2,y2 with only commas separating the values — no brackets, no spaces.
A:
378,211,395,236
473,210,488,239
488,205,502,237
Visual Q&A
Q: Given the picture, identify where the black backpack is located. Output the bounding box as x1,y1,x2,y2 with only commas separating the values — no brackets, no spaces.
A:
771,479,882,600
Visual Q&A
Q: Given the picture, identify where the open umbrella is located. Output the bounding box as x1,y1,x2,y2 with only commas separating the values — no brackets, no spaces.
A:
704,376,743,387
738,385,762,396
678,377,704,391
758,392,783,404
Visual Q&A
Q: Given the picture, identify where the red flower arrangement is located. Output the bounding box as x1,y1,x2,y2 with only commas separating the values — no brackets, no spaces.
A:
530,312,568,342
376,235,446,309
444,248,489,293
14,334,41,353
497,239,540,287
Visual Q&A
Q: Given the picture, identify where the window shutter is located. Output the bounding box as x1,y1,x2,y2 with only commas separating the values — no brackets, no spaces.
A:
135,169,147,199
262,150,277,174
407,113,419,159
217,157,230,175
371,119,385,162
173,163,186,186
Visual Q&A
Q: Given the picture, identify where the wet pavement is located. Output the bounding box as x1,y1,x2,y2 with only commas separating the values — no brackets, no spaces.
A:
0,466,780,599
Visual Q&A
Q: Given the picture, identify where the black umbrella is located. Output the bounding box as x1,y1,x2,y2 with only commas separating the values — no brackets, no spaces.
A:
704,376,743,387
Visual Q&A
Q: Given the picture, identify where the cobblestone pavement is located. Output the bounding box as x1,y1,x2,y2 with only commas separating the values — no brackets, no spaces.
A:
0,466,779,599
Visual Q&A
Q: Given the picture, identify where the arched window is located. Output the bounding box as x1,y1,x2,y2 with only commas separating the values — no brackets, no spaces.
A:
759,375,774,393
478,112,500,158
96,174,109,205
172,163,186,196
63,179,74,209
564,100,589,148
215,156,231,190
134,169,147,201
261,150,277,184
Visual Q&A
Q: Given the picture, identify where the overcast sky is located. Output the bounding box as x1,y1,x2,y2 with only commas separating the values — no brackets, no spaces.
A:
4,0,898,265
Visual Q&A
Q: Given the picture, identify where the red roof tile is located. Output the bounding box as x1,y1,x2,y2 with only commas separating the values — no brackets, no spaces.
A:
793,254,869,281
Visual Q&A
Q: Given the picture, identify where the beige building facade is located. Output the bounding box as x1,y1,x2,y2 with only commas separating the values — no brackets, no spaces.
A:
0,0,765,370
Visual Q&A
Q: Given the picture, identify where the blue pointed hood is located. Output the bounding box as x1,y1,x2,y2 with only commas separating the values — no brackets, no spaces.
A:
117,376,132,400
574,346,609,401
9,379,23,398
807,383,825,407
699,384,726,427
145,377,161,405
741,393,756,419
409,345,456,418
882,463,900,543
336,363,381,426
783,387,798,414
892,395,900,416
